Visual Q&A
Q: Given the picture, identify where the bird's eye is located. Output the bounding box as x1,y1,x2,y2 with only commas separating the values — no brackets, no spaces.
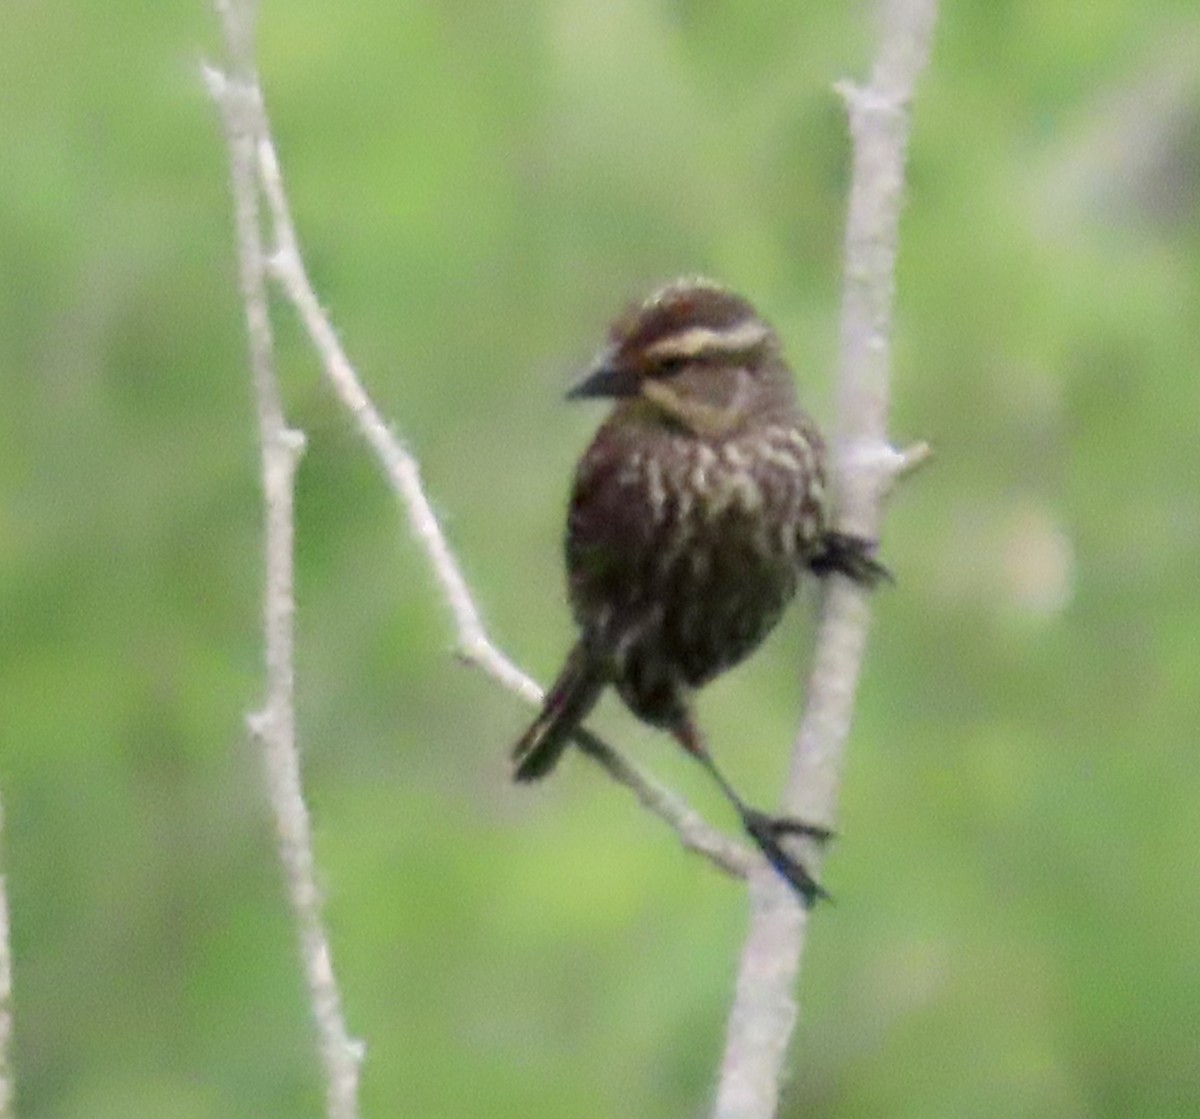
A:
654,355,687,376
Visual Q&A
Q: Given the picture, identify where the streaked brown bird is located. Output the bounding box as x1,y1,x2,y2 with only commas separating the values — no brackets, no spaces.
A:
512,278,887,903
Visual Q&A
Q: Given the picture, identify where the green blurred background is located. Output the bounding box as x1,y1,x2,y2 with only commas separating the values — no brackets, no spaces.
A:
3,1,1199,1116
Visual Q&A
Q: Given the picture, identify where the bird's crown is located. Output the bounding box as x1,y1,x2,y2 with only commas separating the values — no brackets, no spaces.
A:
608,278,775,370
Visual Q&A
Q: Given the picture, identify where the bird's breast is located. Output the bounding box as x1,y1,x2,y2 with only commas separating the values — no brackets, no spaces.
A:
566,420,828,684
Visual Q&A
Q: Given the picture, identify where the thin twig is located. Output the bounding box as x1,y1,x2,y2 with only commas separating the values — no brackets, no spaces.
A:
0,793,12,1119
713,3,939,1117
206,6,363,1116
571,727,754,877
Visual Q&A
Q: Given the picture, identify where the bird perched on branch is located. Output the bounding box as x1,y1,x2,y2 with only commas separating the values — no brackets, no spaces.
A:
512,278,887,903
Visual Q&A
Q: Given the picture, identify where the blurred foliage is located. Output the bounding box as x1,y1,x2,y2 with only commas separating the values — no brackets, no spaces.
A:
2,1,1200,1116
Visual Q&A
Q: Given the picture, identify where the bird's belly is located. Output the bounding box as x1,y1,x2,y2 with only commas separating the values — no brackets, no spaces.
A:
568,433,820,707
654,515,798,685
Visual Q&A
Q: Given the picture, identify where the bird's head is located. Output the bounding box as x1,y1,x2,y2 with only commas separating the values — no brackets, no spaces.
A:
567,279,795,437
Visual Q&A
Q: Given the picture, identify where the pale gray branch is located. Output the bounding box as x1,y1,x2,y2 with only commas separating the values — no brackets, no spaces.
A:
206,7,363,1117
713,2,938,1117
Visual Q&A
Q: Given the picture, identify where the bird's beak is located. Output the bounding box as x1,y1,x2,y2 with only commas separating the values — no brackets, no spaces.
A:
566,352,641,401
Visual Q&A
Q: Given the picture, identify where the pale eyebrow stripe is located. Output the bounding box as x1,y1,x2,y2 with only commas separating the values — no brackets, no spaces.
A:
643,319,770,361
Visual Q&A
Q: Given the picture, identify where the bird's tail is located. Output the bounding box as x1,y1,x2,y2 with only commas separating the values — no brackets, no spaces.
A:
512,641,606,782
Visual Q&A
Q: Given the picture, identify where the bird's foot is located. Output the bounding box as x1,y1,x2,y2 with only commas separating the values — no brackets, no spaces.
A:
809,531,893,588
741,809,834,907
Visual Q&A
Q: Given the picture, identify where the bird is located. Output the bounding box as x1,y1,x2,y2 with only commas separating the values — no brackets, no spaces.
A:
511,278,887,903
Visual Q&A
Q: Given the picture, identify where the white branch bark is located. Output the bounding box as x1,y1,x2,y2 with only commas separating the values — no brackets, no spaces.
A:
207,5,363,1118
713,3,939,1117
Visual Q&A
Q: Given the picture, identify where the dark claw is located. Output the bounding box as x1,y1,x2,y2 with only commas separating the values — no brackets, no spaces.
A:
809,531,893,588
766,817,837,844
742,810,833,907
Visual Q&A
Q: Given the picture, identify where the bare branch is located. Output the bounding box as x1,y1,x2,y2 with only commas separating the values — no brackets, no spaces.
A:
0,793,13,1119
206,16,363,1118
713,2,939,1117
242,68,755,880
570,727,755,877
